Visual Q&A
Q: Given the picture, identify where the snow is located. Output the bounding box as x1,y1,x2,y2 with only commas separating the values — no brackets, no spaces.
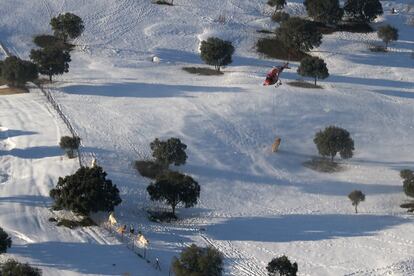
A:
0,0,414,275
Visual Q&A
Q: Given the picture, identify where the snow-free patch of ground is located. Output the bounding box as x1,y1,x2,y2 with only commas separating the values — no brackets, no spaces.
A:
0,0,414,275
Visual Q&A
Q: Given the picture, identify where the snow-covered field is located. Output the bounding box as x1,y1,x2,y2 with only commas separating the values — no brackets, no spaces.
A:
1,0,414,275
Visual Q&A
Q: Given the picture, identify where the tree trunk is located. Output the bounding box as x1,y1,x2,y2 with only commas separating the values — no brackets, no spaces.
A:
49,74,53,82
314,77,317,86
172,204,176,216
355,205,358,214
331,155,334,162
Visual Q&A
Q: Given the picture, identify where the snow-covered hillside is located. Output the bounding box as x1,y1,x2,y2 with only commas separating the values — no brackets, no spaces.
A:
1,0,414,275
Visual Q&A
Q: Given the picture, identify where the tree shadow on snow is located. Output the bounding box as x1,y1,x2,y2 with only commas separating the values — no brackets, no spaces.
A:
186,164,401,196
207,214,409,242
0,129,37,139
62,82,245,98
372,89,414,99
0,146,62,159
11,242,156,275
0,195,51,207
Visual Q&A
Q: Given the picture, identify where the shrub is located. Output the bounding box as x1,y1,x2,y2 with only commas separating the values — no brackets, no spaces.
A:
147,171,200,216
150,138,187,168
267,255,298,276
268,0,287,13
182,67,224,75
0,227,12,254
30,47,71,81
368,44,387,52
271,11,290,23
56,217,96,229
172,244,224,276
200,37,235,71
276,17,322,52
304,0,343,24
297,56,329,85
314,126,355,162
1,259,41,276
400,169,414,198
344,0,383,22
50,166,122,215
256,37,310,61
59,136,80,158
377,24,398,49
50,13,84,42
348,190,365,213
33,35,68,50
0,56,38,87
135,160,166,179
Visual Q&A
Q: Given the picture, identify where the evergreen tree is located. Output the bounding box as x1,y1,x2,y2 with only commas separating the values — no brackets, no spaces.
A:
0,56,38,87
400,169,414,198
304,0,343,24
297,56,329,85
59,136,80,158
267,255,298,276
172,244,224,276
147,171,200,216
30,47,71,81
268,0,287,14
348,190,365,213
50,166,122,215
344,0,383,22
0,227,12,254
314,126,355,161
150,138,187,168
50,13,84,42
200,37,235,71
377,24,398,49
1,259,42,276
276,17,322,52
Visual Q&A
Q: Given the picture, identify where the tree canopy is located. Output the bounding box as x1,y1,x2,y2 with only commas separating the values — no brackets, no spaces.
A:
50,13,85,42
304,0,343,24
50,166,122,215
297,56,329,85
344,0,383,22
147,171,200,216
0,56,38,87
314,126,355,161
0,227,12,254
200,37,235,71
377,24,398,49
150,137,188,168
276,17,322,52
30,47,71,81
267,255,298,276
172,244,224,276
348,190,365,213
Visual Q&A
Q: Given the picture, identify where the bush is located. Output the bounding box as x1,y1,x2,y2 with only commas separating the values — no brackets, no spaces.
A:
30,47,71,82
304,0,343,24
348,190,365,213
271,11,290,23
0,227,12,254
368,44,387,52
135,160,166,179
56,217,96,229
1,259,41,276
344,0,383,22
50,166,122,215
256,37,310,61
297,56,329,85
182,67,224,75
147,171,200,216
377,24,398,49
267,255,298,276
314,126,354,162
59,136,80,158
276,17,322,52
33,35,69,50
153,0,174,5
400,169,414,198
172,244,224,276
200,37,235,71
50,13,84,42
150,138,187,168
0,56,38,87
268,0,287,13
